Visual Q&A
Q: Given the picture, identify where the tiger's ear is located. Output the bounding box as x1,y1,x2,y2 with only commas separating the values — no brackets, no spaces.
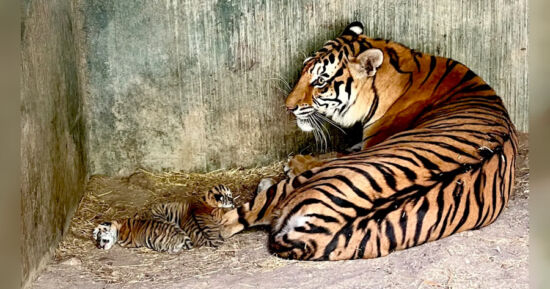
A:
348,48,384,80
341,21,364,37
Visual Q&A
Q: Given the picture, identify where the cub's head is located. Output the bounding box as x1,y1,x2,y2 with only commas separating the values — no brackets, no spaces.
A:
204,185,235,209
92,221,119,250
285,21,385,132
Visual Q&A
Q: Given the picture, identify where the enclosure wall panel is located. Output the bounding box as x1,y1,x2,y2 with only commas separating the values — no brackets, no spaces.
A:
81,0,528,175
20,0,87,287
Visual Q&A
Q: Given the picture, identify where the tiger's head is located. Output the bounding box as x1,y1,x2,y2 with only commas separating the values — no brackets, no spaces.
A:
204,185,235,209
92,221,119,250
286,21,395,132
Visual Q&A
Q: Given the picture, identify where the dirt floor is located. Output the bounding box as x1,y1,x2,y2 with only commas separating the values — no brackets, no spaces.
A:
31,134,529,289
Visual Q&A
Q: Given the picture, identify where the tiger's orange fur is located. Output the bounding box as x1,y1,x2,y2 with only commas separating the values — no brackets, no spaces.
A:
220,22,518,261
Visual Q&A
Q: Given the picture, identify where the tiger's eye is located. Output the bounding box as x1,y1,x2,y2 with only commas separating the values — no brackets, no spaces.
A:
314,78,327,88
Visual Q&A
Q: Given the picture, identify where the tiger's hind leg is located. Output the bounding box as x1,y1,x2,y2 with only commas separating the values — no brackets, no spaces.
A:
220,179,281,238
266,188,357,261
268,212,337,260
150,202,184,226
269,141,516,261
221,172,315,239
162,229,194,253
267,194,406,261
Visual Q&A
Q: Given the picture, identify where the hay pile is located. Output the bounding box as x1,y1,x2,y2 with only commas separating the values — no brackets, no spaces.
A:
53,162,289,284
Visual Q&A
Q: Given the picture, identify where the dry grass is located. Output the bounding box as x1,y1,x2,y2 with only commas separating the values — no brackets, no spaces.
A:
53,162,288,284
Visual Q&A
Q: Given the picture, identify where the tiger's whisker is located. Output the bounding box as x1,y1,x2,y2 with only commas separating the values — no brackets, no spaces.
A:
268,76,293,92
266,78,292,94
315,112,347,135
311,115,329,153
312,115,329,152
274,86,291,95
314,119,323,151
313,114,331,139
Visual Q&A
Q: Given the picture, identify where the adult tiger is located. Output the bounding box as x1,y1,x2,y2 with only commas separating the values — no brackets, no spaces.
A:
221,21,518,261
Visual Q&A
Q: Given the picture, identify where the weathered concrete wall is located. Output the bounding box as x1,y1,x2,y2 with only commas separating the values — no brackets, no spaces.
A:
20,0,87,287
81,0,528,175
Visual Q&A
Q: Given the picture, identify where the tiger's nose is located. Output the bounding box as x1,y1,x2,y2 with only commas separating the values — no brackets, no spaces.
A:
286,105,297,112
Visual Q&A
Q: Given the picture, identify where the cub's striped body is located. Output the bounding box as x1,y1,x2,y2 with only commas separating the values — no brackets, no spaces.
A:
93,185,234,252
221,22,518,260
93,219,192,253
152,185,235,247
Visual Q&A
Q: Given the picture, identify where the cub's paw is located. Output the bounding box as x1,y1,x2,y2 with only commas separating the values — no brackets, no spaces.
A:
172,235,193,253
183,237,194,250
284,154,325,178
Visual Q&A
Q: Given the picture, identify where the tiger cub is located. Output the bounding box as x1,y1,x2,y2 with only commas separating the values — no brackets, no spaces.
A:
151,185,235,247
92,185,234,252
93,219,193,253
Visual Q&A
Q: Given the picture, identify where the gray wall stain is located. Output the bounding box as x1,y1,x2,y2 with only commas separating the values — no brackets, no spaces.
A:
80,0,527,176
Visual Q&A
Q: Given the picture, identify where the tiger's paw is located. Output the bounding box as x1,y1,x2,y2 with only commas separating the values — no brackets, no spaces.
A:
284,154,326,178
173,236,193,253
256,178,276,194
220,209,244,239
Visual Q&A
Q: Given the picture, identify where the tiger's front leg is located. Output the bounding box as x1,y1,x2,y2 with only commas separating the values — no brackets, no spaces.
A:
221,176,300,238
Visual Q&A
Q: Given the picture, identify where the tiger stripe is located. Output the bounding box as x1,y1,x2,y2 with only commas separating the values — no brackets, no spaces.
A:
116,219,193,253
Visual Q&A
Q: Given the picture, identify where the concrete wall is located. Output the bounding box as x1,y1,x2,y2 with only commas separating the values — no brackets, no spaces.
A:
81,0,528,176
20,0,86,287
